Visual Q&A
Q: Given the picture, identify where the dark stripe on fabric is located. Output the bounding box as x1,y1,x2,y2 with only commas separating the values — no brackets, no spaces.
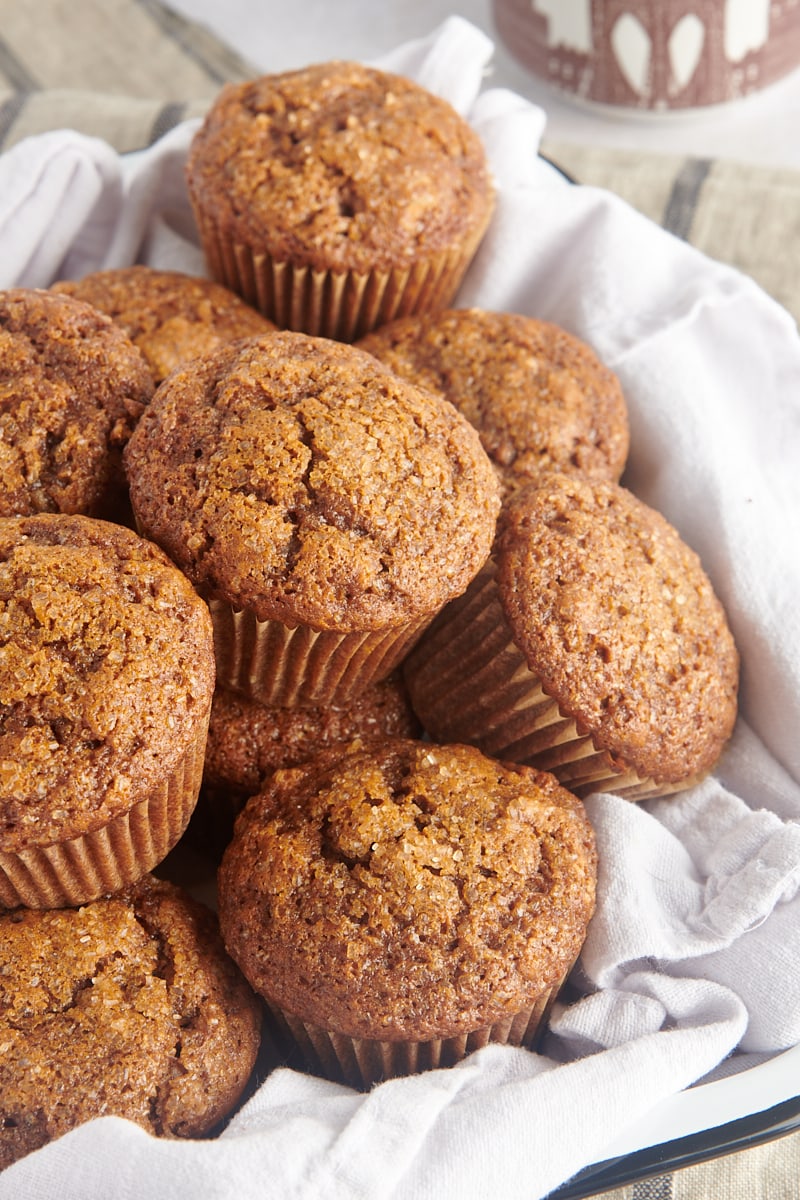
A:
149,100,187,144
132,0,250,85
0,35,39,90
662,157,712,241
632,1173,673,1199
0,91,28,149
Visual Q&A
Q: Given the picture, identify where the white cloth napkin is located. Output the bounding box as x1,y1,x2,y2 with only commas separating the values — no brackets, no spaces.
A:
1,16,799,1200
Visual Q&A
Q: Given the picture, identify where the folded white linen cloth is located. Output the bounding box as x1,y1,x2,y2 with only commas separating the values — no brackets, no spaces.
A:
1,16,799,1200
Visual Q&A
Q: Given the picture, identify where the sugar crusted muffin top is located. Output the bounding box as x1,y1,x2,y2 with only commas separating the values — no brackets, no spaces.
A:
124,331,501,630
0,874,262,1169
0,288,154,517
185,61,495,274
203,674,421,799
218,738,597,1040
0,515,215,853
358,309,630,496
52,266,275,385
496,474,740,783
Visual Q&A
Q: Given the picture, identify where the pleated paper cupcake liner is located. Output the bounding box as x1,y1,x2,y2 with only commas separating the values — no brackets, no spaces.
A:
264,982,560,1090
404,563,690,801
0,732,207,910
208,598,431,708
193,210,488,341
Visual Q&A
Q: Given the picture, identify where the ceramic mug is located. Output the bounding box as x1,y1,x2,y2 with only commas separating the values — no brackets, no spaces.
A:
491,0,800,111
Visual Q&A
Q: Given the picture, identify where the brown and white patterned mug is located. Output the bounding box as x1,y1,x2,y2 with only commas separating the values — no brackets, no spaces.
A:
492,0,800,111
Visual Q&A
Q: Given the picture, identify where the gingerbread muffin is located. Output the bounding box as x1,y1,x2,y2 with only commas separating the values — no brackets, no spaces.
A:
123,331,500,707
358,309,629,498
185,61,495,340
404,473,740,800
218,738,597,1088
0,873,262,1169
0,288,154,521
51,266,276,385
0,514,215,909
193,672,421,854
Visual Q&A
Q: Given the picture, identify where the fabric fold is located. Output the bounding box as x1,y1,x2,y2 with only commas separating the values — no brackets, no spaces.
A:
0,129,122,286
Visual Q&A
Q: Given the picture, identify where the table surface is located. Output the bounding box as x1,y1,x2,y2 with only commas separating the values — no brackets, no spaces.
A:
167,0,800,170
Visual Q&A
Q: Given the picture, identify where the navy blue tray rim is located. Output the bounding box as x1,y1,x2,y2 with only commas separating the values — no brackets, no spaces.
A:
549,1092,800,1198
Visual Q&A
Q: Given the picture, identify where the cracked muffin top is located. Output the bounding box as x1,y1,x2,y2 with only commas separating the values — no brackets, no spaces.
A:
0,288,154,518
52,266,275,385
218,738,597,1041
123,331,501,631
495,473,740,783
185,61,495,275
358,309,630,497
0,874,262,1170
0,514,215,854
203,673,421,802
191,673,422,857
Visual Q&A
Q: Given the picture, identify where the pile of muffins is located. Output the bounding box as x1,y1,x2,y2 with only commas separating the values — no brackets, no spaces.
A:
0,59,739,1166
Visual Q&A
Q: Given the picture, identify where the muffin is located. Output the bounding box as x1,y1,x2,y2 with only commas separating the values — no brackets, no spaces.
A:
0,287,154,521
0,514,216,909
123,331,501,708
404,473,740,800
358,308,630,499
185,61,495,340
192,672,422,854
218,737,597,1088
51,266,276,385
0,873,262,1169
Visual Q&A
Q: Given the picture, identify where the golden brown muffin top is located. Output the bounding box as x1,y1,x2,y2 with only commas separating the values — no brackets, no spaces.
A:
496,474,740,782
204,673,421,799
124,331,501,630
218,738,597,1041
0,874,262,1169
0,514,215,853
52,266,276,385
0,288,154,517
186,61,495,273
358,309,630,496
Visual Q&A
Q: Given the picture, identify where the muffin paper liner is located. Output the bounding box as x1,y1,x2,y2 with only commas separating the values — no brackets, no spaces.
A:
208,598,431,707
0,730,207,910
404,563,692,802
264,979,561,1090
193,210,488,341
